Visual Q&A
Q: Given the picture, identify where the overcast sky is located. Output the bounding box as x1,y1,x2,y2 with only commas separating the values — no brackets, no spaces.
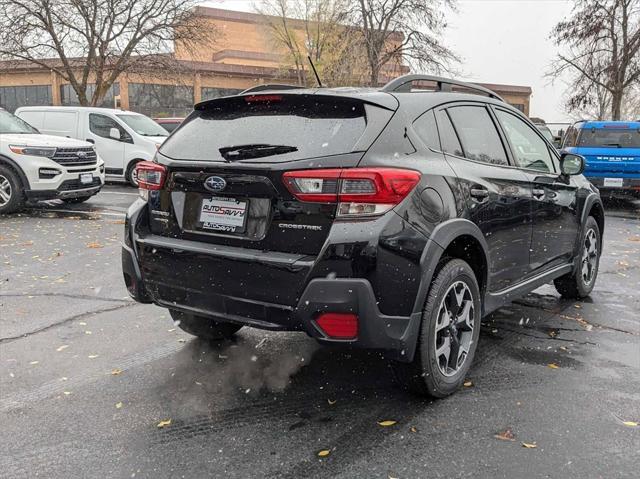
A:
204,0,575,121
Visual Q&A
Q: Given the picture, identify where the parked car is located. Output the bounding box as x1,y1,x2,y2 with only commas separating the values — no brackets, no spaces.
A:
122,75,604,398
561,120,640,197
15,106,169,186
153,117,184,134
534,123,562,149
0,108,105,214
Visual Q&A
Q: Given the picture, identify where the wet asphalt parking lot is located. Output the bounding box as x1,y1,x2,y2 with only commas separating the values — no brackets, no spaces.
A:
1,184,639,478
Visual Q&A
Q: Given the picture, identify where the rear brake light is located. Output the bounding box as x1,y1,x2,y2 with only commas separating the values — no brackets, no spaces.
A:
136,161,167,196
244,94,283,103
282,168,420,217
315,313,358,339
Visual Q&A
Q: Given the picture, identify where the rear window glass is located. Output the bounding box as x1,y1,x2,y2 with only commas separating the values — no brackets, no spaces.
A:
578,128,640,148
160,95,368,162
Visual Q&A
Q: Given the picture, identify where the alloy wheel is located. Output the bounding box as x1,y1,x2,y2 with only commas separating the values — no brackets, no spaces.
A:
434,280,475,377
0,174,12,206
582,228,598,285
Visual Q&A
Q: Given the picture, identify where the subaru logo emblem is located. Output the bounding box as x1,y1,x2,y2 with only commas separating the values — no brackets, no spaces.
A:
204,176,227,192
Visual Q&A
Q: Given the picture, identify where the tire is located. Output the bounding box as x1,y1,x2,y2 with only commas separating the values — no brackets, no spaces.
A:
169,310,243,341
62,195,93,204
393,258,482,398
125,160,140,187
0,164,25,214
554,216,601,299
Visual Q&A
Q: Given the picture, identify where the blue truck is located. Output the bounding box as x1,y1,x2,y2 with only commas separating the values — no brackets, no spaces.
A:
562,120,640,197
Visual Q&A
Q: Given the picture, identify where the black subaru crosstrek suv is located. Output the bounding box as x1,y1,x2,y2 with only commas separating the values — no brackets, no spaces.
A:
122,75,604,397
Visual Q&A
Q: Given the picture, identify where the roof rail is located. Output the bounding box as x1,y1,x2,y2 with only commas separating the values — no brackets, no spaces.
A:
381,74,505,102
241,84,306,94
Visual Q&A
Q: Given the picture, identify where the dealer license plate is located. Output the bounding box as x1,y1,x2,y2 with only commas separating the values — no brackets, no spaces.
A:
198,197,247,233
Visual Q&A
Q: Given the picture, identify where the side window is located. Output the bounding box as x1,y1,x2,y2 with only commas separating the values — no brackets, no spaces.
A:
435,109,463,157
562,126,578,148
447,106,508,165
413,110,440,150
495,110,555,173
89,114,128,141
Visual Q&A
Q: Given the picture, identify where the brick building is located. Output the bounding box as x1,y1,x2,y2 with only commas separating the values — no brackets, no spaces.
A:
0,7,532,117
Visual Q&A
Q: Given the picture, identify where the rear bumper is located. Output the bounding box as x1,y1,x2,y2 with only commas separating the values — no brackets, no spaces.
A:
121,201,422,361
121,241,419,361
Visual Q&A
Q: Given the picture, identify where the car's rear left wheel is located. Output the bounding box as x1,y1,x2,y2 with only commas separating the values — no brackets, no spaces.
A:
393,258,481,398
169,310,243,341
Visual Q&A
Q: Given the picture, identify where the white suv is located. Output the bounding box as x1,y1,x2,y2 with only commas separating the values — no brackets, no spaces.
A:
0,109,105,214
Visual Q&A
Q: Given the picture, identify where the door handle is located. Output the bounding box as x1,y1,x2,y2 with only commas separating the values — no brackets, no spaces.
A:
85,139,95,144
533,188,545,199
470,187,489,201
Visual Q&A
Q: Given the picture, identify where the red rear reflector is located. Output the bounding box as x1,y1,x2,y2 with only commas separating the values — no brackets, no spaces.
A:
315,313,358,339
244,94,283,102
136,161,167,191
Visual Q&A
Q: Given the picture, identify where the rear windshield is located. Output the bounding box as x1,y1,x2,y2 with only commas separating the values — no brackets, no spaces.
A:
578,127,640,148
160,95,368,162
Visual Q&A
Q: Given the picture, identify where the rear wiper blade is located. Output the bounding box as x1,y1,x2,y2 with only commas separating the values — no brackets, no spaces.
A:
603,142,622,147
219,143,298,161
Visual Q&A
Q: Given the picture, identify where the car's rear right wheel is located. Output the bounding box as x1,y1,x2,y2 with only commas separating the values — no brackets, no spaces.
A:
169,310,243,341
393,258,481,398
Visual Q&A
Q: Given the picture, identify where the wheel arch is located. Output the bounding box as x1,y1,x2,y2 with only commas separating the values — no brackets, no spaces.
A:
0,154,30,189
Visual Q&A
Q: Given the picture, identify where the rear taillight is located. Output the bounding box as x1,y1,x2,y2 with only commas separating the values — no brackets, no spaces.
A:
282,168,421,217
136,161,167,198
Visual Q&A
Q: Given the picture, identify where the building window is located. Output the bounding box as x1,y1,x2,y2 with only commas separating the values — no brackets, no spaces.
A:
510,103,525,112
0,85,52,113
60,83,120,108
201,87,243,101
128,83,194,118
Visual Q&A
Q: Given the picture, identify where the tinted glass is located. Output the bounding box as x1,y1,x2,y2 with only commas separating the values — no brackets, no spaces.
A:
161,95,368,162
496,110,554,172
435,109,463,157
413,110,441,150
577,127,640,148
158,122,180,133
0,85,52,113
129,83,194,118
89,114,128,140
447,106,507,165
201,87,243,101
60,83,119,108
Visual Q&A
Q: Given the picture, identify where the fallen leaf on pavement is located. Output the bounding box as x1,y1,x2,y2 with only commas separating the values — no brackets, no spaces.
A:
157,419,172,428
522,442,537,448
547,363,560,369
623,421,638,427
627,236,640,242
63,391,71,396
378,420,397,427
317,449,331,458
56,345,69,352
88,355,99,359
410,426,417,433
494,428,516,441
29,361,39,365
463,380,473,387
86,242,104,249
177,338,186,343
111,368,123,376
327,399,337,405
115,402,123,409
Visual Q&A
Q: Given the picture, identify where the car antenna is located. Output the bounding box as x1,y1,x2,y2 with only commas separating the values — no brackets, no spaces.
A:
307,56,323,88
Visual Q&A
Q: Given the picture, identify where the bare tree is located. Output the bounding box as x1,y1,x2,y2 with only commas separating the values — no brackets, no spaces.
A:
550,0,640,120
258,0,366,86
355,0,458,86
0,0,212,106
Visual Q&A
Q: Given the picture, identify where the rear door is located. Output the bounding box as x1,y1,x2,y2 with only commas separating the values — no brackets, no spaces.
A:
42,110,78,138
141,93,395,306
153,93,394,254
435,103,534,292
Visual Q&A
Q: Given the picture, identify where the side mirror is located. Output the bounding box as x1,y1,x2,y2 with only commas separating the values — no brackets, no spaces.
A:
109,127,121,140
560,153,585,176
